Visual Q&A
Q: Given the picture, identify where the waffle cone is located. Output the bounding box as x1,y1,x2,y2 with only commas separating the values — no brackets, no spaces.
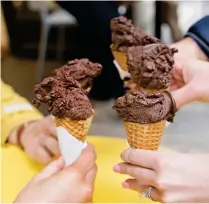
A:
134,86,168,94
124,120,166,150
144,88,168,94
55,114,94,142
112,50,128,71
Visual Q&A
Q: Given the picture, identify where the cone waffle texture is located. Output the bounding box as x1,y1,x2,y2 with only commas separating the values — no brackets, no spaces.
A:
144,88,168,94
124,120,166,150
55,114,94,142
112,50,128,71
134,86,168,94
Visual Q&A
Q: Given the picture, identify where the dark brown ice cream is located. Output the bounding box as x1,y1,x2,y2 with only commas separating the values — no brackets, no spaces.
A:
113,91,175,124
111,16,160,52
33,76,93,120
127,44,178,89
54,59,102,90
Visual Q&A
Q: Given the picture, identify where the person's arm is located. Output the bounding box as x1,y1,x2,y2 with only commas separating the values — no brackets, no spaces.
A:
171,16,209,61
170,59,209,109
186,15,209,60
1,80,43,145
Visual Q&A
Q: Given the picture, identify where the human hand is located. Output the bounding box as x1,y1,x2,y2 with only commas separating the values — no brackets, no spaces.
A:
170,58,209,109
14,143,97,203
171,37,208,61
9,116,59,164
114,149,209,203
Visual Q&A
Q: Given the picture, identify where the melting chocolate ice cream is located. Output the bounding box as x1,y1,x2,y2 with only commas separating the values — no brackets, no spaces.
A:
127,44,178,89
33,76,93,120
111,16,160,52
54,59,102,90
113,91,175,124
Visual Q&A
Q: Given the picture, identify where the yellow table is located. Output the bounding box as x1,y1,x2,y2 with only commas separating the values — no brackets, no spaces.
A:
1,136,163,203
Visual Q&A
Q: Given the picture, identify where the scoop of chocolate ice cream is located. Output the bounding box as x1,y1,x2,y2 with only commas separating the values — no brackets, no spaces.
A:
127,44,178,89
33,76,93,120
54,59,102,90
113,91,175,124
111,16,160,52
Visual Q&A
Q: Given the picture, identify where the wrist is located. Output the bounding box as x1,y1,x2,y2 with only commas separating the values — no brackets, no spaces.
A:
186,37,208,61
172,37,208,61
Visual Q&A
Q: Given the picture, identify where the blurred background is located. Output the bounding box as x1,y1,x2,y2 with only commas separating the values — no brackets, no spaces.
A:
1,1,209,152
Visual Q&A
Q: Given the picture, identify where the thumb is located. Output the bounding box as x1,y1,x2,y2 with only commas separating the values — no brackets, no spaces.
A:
33,156,64,182
171,84,197,109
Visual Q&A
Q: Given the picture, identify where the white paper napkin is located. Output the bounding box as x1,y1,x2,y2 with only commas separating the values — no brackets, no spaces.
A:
113,60,130,80
165,121,170,127
57,126,87,166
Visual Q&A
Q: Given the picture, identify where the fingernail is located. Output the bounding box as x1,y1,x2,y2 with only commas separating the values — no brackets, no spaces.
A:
113,165,120,172
122,181,129,189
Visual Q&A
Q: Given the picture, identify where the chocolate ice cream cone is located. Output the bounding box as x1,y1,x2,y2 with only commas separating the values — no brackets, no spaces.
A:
124,120,166,150
55,114,94,142
33,75,94,143
114,91,176,150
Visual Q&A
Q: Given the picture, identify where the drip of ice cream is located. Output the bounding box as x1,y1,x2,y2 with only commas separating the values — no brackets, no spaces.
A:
54,59,102,90
33,76,93,120
111,16,160,52
113,91,175,124
127,44,178,89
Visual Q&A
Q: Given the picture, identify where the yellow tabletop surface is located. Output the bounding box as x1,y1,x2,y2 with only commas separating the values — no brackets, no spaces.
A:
1,136,165,203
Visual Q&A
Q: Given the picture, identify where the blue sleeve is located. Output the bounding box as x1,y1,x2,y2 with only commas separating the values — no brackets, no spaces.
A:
186,16,209,58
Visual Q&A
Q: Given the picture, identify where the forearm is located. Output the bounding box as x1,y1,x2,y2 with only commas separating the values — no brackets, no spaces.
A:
186,16,209,61
171,37,208,61
171,16,209,61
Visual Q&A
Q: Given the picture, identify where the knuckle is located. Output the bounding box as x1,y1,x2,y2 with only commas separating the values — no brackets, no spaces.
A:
88,149,97,162
131,168,139,178
126,149,137,163
156,177,168,192
154,157,165,172
128,151,134,163
68,168,82,179
83,184,94,199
